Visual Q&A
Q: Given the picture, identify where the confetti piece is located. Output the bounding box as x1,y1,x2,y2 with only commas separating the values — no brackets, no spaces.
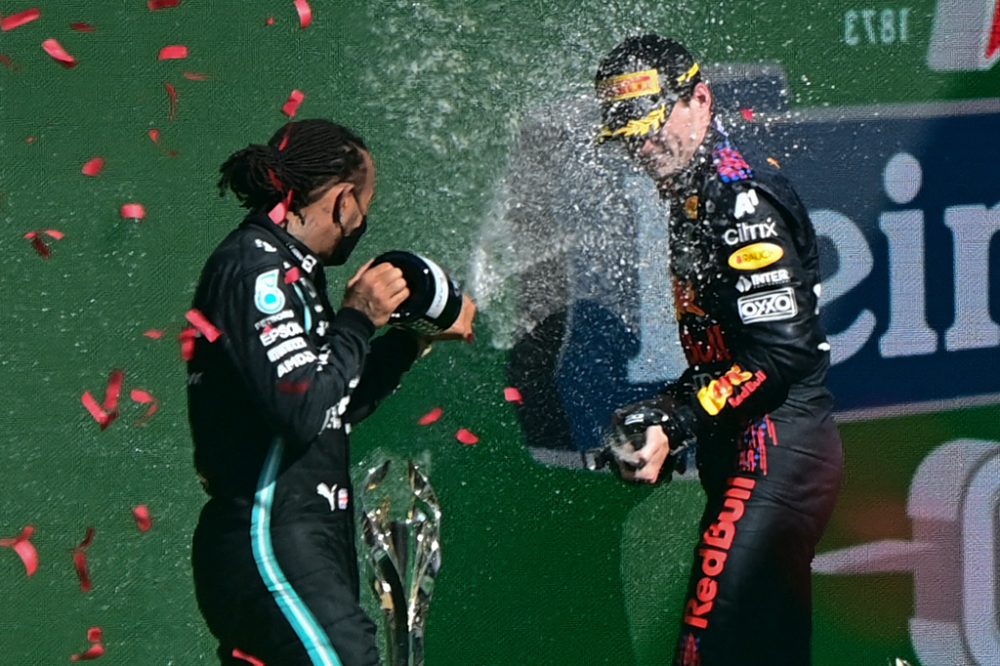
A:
182,70,209,81
294,0,313,28
143,329,165,339
130,388,159,425
232,648,266,666
0,525,39,576
268,189,294,224
179,327,198,361
1,8,41,32
132,505,152,532
81,369,124,429
120,203,146,220
503,386,523,404
284,267,301,284
767,157,782,169
158,45,188,60
42,38,78,68
0,54,19,70
148,0,181,9
70,22,95,32
71,527,95,592
185,309,221,342
418,407,443,425
265,17,276,26
25,135,36,143
24,230,62,258
165,82,178,120
70,627,105,661
81,157,105,176
455,428,479,445
148,128,160,143
740,108,755,122
43,229,64,240
281,89,305,117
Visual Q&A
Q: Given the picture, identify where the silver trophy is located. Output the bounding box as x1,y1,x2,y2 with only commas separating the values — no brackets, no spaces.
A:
360,459,442,666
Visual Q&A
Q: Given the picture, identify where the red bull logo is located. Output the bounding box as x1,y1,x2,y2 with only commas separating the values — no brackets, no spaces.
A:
928,0,1000,71
697,365,755,416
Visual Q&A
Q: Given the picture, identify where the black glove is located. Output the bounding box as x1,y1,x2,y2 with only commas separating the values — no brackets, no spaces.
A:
585,398,696,478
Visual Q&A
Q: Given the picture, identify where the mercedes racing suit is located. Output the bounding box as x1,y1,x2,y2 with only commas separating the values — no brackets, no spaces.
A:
635,128,843,666
187,211,421,666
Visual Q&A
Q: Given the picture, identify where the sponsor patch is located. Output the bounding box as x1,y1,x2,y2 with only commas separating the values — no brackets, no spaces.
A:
337,488,349,510
254,269,285,315
737,287,797,324
276,351,316,378
596,68,661,102
259,321,304,346
254,239,277,253
733,188,759,219
254,309,295,330
266,336,308,363
722,220,777,246
697,365,755,416
727,242,783,271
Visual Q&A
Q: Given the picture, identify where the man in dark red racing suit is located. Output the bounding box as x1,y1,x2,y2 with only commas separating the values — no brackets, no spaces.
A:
596,35,843,665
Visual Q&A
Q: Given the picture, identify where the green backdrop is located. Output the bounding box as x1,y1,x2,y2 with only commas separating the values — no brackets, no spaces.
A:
2,1,998,664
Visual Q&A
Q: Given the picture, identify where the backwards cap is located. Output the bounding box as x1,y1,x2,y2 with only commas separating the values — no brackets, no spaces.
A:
595,34,701,143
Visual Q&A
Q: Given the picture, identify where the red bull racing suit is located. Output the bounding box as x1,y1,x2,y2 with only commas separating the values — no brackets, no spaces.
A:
631,129,844,666
187,211,422,665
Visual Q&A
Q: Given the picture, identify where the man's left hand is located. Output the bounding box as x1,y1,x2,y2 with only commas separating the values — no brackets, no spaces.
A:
619,425,671,484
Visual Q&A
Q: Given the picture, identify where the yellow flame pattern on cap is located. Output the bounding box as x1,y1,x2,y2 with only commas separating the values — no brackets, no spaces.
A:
598,104,667,142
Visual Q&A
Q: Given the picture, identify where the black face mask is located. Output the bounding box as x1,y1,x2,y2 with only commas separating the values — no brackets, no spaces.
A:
327,191,368,266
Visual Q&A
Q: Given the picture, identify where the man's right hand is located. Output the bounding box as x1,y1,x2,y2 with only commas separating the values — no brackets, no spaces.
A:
342,260,410,327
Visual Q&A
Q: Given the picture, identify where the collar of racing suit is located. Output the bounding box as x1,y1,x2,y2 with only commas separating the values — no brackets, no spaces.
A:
244,210,326,288
658,123,722,205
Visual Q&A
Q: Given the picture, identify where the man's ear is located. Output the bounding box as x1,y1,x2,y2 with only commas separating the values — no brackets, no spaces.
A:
692,81,713,112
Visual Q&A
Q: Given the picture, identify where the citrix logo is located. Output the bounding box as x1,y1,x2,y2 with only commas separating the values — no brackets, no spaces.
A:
927,0,1000,71
814,439,1000,666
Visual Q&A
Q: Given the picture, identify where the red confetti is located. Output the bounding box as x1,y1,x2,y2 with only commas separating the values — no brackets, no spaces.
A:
268,189,294,224
232,648,266,666
70,22,95,32
740,108,755,122
25,135,36,143
120,203,146,220
81,157,105,176
148,0,181,9
71,527,96,592
455,428,479,445
185,309,221,342
281,89,305,117
81,369,124,429
0,54,19,70
418,407,443,426
70,626,105,661
265,17,276,26
0,525,39,576
503,386,523,404
130,388,159,425
148,128,160,143
1,8,41,32
182,70,210,81
132,505,153,532
179,327,198,361
42,38,78,68
278,380,310,394
165,82,178,120
284,266,301,284
158,45,188,60
24,230,62,258
294,0,313,28
143,329,165,339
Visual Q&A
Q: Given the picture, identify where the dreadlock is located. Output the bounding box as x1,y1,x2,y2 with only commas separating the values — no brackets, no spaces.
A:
217,119,369,214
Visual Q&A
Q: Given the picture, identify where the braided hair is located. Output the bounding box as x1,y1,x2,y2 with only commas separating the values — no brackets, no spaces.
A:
217,119,369,214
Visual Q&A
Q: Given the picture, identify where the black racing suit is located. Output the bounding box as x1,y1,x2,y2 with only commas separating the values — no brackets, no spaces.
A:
630,128,843,666
187,211,421,666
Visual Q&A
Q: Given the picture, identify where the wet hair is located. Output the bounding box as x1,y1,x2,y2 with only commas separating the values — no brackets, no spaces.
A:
217,119,369,212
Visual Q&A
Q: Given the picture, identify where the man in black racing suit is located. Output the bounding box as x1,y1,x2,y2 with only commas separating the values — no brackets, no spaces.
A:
187,120,474,665
595,36,843,665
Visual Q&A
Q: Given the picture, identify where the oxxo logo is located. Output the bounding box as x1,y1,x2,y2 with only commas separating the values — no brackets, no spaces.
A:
928,0,1000,71
815,440,1000,665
